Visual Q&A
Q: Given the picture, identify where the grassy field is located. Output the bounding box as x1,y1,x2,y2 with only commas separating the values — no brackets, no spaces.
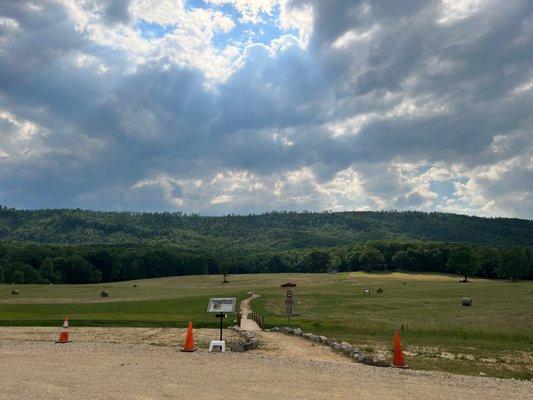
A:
1,272,532,379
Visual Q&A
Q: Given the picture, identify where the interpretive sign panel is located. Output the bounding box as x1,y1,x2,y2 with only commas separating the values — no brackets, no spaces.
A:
207,298,237,313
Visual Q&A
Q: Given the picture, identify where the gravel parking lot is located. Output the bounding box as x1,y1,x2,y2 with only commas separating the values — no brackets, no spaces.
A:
0,327,530,400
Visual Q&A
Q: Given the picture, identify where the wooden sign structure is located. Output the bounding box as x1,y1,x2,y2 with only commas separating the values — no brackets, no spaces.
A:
280,282,296,327
208,298,236,340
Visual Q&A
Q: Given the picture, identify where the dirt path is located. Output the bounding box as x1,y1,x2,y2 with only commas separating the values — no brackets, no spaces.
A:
258,330,351,363
238,292,348,363
239,291,262,331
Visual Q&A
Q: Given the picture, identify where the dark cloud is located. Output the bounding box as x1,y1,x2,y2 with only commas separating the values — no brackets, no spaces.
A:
104,0,132,24
0,0,531,217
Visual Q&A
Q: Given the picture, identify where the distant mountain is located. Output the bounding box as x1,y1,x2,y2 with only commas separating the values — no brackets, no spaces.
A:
0,206,531,248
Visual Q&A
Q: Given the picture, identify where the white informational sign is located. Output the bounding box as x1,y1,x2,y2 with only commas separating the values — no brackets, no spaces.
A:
207,297,237,313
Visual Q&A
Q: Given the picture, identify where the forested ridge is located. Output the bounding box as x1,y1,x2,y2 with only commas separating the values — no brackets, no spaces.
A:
0,206,531,284
1,206,532,247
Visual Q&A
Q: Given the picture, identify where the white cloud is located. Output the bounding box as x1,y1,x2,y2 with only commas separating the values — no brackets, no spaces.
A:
438,0,487,25
279,0,313,47
0,0,532,218
205,0,278,24
332,25,379,49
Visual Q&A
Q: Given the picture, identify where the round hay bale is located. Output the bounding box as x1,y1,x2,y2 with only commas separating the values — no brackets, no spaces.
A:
100,289,109,298
376,288,383,294
462,297,472,306
11,289,19,295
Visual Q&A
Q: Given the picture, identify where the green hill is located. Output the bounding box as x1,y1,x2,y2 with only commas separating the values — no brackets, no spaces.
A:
0,206,531,248
1,206,531,285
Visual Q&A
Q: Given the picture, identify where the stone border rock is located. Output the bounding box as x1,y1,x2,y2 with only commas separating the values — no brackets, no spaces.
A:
270,326,389,367
228,326,260,352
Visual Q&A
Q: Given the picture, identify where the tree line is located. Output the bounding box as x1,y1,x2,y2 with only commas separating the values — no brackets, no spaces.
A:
0,240,531,284
1,206,532,248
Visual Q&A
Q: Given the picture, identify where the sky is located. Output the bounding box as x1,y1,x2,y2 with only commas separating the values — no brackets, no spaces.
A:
0,0,532,218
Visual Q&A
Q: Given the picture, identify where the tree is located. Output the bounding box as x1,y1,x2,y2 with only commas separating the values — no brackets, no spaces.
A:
446,247,480,282
347,250,362,271
0,266,4,283
218,258,230,283
7,262,41,283
54,256,101,284
496,248,530,280
330,249,349,272
391,250,409,270
359,247,385,271
84,250,118,282
194,255,209,275
330,255,342,273
267,255,287,273
10,269,25,284
40,257,61,284
308,250,331,272
476,247,498,278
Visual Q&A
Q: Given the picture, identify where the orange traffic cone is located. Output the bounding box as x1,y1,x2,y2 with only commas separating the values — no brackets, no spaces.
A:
181,321,197,352
55,317,71,343
392,330,408,368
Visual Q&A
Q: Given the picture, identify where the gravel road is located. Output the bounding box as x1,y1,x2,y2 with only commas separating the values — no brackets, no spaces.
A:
0,327,531,400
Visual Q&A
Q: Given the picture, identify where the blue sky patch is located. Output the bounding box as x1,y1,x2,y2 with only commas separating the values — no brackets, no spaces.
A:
430,180,456,199
186,0,297,47
137,20,176,40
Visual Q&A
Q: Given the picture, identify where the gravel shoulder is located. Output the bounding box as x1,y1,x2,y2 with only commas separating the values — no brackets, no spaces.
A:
0,327,531,400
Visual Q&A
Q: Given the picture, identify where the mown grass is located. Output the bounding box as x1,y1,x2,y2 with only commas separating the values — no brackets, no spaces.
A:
251,272,533,379
0,272,531,379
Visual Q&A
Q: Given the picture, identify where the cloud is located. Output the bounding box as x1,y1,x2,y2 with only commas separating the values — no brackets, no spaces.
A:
0,0,532,218
104,0,132,24
205,0,278,24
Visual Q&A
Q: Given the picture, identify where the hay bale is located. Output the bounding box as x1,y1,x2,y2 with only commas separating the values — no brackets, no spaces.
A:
11,289,19,295
377,288,383,293
462,297,472,306
100,289,109,298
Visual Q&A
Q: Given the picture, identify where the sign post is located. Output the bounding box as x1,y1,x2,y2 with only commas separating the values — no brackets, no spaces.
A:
207,297,236,341
280,282,296,327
